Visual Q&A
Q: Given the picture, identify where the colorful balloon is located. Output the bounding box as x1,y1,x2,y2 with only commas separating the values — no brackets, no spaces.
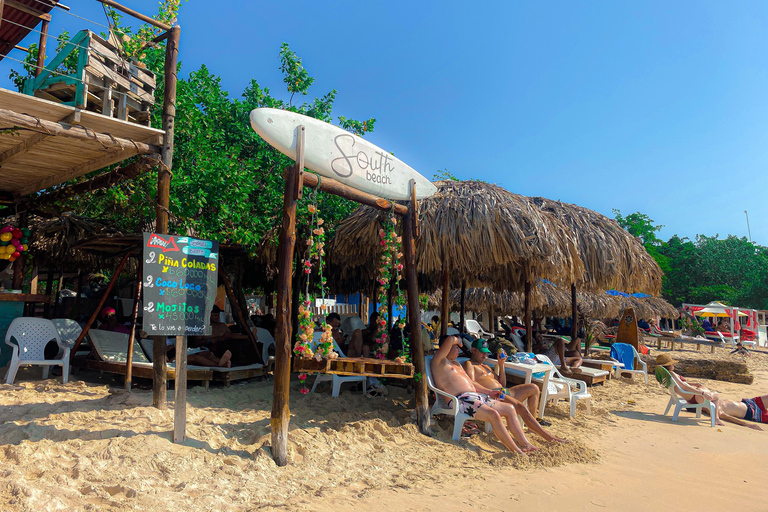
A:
12,229,22,239
21,244,28,251
5,245,15,254
0,226,12,234
0,232,11,242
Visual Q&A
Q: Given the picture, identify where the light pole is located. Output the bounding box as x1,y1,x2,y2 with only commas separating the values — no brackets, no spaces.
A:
745,210,752,242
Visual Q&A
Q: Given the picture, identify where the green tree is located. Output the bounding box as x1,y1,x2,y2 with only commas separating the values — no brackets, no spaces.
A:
16,4,376,251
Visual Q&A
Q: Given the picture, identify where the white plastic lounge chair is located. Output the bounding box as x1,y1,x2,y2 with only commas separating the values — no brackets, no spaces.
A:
655,366,715,427
5,317,70,384
425,355,491,441
91,329,152,364
51,318,82,349
257,327,275,373
309,332,367,397
612,343,648,384
465,319,494,339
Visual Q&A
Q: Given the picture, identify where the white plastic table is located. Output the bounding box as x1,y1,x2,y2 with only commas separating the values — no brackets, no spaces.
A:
487,358,555,419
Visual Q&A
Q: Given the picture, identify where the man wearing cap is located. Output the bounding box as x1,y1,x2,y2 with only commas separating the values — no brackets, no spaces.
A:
463,339,565,442
431,334,540,454
656,353,725,426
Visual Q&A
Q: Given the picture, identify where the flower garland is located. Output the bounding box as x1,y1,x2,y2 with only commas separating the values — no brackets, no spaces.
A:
293,193,337,375
375,211,405,360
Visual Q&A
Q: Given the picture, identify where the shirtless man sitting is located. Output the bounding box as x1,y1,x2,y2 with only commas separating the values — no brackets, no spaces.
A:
430,334,539,454
463,339,565,442
532,332,582,373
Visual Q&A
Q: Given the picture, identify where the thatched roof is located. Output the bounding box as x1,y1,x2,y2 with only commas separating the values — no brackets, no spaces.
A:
327,181,584,294
27,214,126,272
427,283,678,320
528,197,663,294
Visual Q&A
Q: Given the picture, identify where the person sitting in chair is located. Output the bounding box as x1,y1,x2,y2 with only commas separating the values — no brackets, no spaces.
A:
532,332,582,373
430,334,539,454
656,354,725,426
463,339,566,440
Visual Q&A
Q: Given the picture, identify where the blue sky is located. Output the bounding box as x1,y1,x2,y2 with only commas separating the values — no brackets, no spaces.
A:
4,1,767,244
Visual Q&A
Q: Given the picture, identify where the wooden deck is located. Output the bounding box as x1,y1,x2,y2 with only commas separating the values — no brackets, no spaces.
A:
0,88,163,200
294,357,414,379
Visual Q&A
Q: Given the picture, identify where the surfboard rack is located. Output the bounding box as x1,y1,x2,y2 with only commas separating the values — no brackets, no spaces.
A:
293,356,414,379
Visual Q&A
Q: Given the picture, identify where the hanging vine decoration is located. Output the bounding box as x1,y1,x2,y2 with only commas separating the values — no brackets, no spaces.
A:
374,210,405,360
293,187,337,369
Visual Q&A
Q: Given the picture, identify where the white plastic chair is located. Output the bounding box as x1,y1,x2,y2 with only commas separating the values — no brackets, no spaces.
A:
465,319,494,339
656,366,715,427
257,327,275,372
425,355,491,441
612,343,648,384
535,355,592,417
51,319,82,349
309,332,366,397
5,318,70,384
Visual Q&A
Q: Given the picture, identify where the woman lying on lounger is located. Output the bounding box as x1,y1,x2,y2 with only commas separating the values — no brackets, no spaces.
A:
166,341,232,368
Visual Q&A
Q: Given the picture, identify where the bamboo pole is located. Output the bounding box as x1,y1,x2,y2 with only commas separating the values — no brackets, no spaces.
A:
459,281,466,333
440,252,450,337
524,281,532,352
152,25,180,410
571,284,578,341
35,19,48,77
404,180,429,435
271,127,303,467
173,335,187,443
125,259,142,390
71,252,130,354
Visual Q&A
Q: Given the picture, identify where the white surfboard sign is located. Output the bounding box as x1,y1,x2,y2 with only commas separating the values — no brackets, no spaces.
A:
249,108,437,201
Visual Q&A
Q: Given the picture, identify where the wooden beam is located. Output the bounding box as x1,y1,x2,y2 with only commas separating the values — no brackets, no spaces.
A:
0,132,49,165
459,280,466,334
17,148,140,196
5,0,51,21
96,0,172,31
301,172,408,216
0,108,160,153
271,162,300,467
404,179,430,435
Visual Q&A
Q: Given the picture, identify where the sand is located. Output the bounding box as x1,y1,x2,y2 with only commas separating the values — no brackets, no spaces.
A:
0,345,767,511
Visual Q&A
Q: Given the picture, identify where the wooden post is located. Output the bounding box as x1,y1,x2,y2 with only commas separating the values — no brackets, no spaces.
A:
153,26,180,409
271,126,303,467
125,259,142,390
71,252,130,354
404,180,429,435
359,293,365,320
440,252,450,336
220,267,258,353
173,335,187,443
524,281,532,352
488,304,495,334
571,284,578,341
35,19,48,77
459,281,466,334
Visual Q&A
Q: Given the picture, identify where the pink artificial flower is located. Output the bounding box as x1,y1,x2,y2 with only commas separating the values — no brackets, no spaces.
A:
317,218,324,226
305,269,311,274
380,240,386,246
308,205,317,213
397,263,403,271
298,373,307,380
300,387,310,394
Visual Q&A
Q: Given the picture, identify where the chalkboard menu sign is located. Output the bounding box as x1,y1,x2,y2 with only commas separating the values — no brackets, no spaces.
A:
142,233,219,336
